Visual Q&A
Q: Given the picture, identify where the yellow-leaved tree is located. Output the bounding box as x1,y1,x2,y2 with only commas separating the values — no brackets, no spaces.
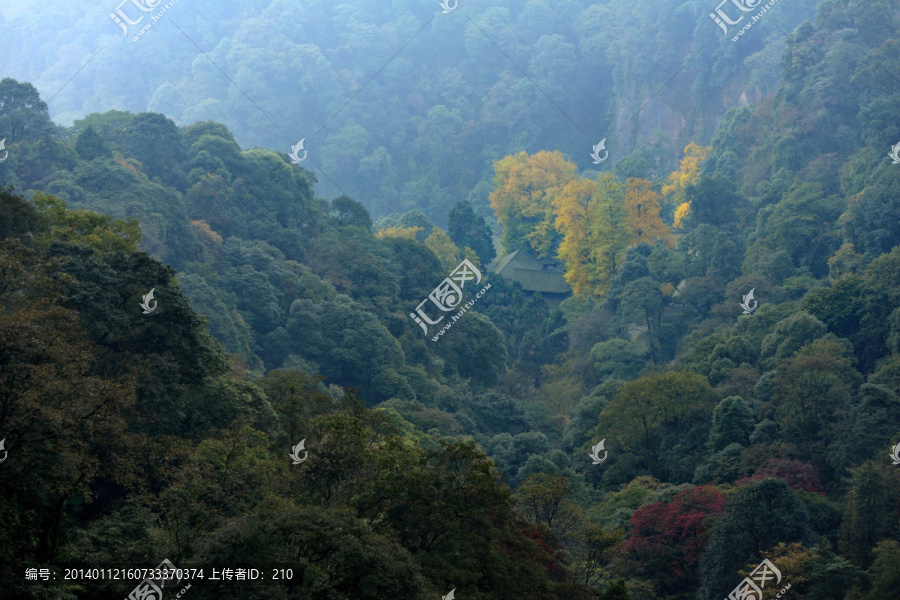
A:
33,192,141,254
554,174,629,296
375,225,423,241
462,246,482,270
489,150,577,257
624,178,675,247
673,201,691,228
424,227,461,271
661,142,710,229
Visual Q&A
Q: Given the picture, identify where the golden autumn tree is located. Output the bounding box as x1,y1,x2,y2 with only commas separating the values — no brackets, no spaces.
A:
624,178,675,247
554,178,595,295
554,174,629,296
424,226,461,271
673,201,692,229
757,543,812,599
661,142,710,228
376,225,422,241
489,150,578,257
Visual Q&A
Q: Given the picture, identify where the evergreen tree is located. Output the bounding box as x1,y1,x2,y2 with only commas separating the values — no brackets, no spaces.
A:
699,479,816,600
599,579,631,600
75,125,112,161
0,77,56,141
707,396,755,453
448,200,495,265
839,462,889,568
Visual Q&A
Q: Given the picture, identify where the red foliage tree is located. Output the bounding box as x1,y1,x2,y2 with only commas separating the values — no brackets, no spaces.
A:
620,486,726,595
737,458,824,494
505,522,567,580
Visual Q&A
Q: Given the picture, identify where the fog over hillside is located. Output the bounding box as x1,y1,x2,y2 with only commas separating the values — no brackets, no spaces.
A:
1,0,823,218
1,1,900,599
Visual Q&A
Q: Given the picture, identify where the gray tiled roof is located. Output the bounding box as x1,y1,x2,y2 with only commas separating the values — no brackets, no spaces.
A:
493,248,571,294
509,268,571,293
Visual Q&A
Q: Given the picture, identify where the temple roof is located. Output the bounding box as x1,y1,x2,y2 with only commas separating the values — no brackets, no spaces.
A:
493,248,571,295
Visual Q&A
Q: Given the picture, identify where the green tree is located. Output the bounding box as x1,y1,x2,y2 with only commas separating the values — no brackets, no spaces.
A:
596,372,717,481
847,167,900,257
864,541,900,600
382,236,444,303
759,311,828,368
529,34,578,95
123,112,188,189
839,462,890,568
845,382,900,466
223,264,285,332
745,183,844,278
0,239,134,590
435,312,508,386
258,370,339,445
42,157,202,269
310,228,401,304
0,77,56,141
74,125,112,161
177,272,255,363
285,294,405,396
39,237,230,437
707,396,754,453
71,109,134,149
0,185,43,240
395,210,436,243
590,338,648,381
769,337,862,481
698,479,815,600
331,194,373,230
514,473,580,537
599,579,631,600
617,277,665,361
448,200,495,266
684,174,747,227
361,439,564,597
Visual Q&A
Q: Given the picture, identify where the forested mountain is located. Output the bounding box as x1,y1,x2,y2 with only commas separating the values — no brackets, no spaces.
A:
1,0,900,599
0,0,825,223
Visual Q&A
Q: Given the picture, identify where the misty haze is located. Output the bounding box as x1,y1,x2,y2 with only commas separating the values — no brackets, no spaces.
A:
1,0,899,599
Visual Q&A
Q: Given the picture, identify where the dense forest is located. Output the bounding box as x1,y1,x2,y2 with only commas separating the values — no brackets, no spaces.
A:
1,0,900,599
